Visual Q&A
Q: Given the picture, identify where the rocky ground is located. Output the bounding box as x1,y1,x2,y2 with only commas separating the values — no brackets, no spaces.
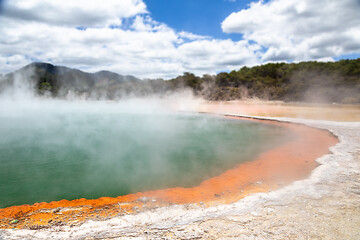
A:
1,118,359,240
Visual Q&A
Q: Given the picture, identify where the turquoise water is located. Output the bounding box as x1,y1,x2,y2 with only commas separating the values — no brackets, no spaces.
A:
0,101,292,208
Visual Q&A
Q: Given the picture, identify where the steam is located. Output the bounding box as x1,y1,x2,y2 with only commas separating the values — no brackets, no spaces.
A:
0,68,295,208
0,67,208,206
288,70,360,104
0,67,297,208
0,68,37,101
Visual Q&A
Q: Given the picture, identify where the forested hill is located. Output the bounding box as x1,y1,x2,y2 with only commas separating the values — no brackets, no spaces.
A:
0,59,359,103
169,58,360,104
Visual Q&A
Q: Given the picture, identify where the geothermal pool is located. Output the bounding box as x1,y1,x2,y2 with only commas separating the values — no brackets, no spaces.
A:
0,100,293,208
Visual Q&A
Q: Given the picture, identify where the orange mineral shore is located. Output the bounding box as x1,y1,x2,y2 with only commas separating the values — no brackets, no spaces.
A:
0,116,338,229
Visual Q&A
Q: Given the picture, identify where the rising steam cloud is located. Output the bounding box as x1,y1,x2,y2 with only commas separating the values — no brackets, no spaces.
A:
0,66,292,207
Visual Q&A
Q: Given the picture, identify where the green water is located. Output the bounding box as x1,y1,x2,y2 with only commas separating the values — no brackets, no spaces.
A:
0,101,292,208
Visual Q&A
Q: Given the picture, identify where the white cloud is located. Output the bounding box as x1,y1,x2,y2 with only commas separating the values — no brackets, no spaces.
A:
1,0,359,79
0,0,263,79
178,31,210,41
178,39,260,72
0,54,29,71
3,0,147,27
222,0,360,62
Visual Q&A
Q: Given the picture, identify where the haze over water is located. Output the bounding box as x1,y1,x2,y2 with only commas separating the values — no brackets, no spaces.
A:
0,99,293,208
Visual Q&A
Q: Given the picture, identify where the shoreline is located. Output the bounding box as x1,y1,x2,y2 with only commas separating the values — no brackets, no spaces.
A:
198,100,360,122
0,113,344,239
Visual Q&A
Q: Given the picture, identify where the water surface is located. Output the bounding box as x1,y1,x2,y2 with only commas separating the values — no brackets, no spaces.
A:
0,100,292,208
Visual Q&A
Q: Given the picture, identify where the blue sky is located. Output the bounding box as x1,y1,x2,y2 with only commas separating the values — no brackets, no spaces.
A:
146,0,248,40
0,0,359,79
146,0,360,60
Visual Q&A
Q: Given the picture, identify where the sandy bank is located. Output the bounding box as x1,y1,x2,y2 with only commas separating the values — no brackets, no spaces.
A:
198,100,360,122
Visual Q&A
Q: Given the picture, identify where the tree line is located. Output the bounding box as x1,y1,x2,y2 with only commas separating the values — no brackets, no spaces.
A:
163,58,360,103
2,58,359,104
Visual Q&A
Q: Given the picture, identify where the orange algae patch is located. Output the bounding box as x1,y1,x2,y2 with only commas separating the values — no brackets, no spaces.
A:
0,116,338,229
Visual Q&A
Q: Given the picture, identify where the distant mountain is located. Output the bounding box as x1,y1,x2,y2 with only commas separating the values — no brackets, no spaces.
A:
0,62,142,99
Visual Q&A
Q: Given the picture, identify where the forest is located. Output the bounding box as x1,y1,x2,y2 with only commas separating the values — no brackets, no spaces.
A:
1,58,359,104
166,58,360,103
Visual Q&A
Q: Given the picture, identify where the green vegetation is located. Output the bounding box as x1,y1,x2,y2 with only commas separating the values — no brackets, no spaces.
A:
166,59,360,103
2,58,359,103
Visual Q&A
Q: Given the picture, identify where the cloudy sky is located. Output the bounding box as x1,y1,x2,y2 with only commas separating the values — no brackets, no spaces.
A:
0,0,359,79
